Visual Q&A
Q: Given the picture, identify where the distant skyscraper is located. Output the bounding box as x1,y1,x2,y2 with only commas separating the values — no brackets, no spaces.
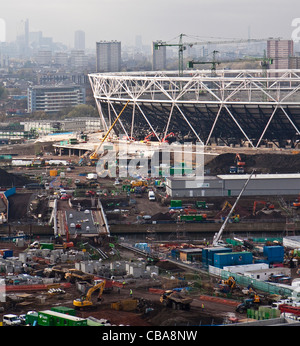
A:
267,39,294,69
135,35,143,52
74,30,85,51
152,41,166,70
96,41,121,72
70,50,87,69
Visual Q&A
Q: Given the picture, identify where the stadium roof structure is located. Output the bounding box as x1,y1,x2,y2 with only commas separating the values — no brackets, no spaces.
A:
89,69,300,148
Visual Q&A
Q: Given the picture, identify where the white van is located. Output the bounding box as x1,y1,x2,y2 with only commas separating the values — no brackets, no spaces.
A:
3,314,22,326
148,190,155,201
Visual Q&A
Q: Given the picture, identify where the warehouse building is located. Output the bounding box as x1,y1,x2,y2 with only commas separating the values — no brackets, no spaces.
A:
165,173,300,197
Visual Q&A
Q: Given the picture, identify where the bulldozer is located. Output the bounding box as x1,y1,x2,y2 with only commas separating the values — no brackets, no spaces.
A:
73,280,106,309
160,290,193,310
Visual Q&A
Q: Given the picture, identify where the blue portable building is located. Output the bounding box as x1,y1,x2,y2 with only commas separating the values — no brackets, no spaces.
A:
213,251,253,269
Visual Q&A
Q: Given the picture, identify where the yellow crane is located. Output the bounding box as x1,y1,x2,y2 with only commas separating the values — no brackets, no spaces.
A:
89,100,130,163
73,280,106,309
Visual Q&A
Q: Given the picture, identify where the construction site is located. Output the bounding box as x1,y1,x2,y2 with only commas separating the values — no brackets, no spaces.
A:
0,136,300,327
0,66,300,327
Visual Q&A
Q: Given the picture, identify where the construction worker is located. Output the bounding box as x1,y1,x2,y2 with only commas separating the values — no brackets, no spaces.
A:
122,280,126,288
130,289,133,298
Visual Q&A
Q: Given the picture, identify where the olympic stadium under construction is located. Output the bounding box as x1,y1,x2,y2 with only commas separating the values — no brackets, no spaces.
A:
89,69,300,148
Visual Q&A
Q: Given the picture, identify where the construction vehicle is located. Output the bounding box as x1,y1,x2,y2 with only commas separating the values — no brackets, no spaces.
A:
230,153,245,174
213,170,255,246
162,132,176,143
252,200,275,215
143,131,159,142
65,269,94,283
160,290,193,310
293,194,300,208
236,295,261,313
86,100,130,165
220,276,236,290
130,180,148,188
43,266,68,280
73,280,106,309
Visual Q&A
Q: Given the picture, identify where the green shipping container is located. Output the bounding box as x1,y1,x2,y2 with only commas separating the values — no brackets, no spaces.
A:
51,306,76,316
170,200,182,207
25,312,38,325
40,243,55,250
38,310,87,326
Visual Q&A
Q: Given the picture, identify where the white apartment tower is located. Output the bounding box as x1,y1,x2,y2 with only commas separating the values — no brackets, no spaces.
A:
267,39,294,69
152,41,166,70
74,30,85,51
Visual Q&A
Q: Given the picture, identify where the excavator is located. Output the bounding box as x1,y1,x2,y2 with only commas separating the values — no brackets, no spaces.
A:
162,132,175,143
293,194,300,209
230,153,245,173
73,280,106,309
252,200,275,215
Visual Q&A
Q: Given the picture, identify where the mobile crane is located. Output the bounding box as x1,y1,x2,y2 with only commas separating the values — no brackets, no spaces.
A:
213,169,255,246
87,100,130,164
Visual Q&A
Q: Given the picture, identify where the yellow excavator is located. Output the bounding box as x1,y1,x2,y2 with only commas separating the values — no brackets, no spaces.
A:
73,280,106,309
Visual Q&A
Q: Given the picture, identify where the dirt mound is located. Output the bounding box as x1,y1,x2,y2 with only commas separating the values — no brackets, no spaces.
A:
206,153,300,174
151,212,174,221
0,168,30,188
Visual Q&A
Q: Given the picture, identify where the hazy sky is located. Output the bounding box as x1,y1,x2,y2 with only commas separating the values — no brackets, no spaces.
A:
1,0,300,48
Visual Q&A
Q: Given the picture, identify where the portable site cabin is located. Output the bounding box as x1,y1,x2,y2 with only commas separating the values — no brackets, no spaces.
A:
37,310,87,326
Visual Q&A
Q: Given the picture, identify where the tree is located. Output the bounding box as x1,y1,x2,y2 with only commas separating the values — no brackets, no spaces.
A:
64,104,98,119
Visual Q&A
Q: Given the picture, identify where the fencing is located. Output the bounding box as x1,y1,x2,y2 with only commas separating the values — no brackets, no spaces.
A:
209,265,294,297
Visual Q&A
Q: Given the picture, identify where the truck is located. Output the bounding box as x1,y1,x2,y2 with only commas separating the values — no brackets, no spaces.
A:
160,290,193,310
148,190,155,201
3,314,22,326
65,269,94,283
86,173,98,180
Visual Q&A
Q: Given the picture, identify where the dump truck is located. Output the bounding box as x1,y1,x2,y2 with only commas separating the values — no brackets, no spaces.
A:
65,269,94,283
160,290,193,310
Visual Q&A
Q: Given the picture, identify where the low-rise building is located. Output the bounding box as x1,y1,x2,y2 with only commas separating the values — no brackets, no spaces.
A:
166,173,300,197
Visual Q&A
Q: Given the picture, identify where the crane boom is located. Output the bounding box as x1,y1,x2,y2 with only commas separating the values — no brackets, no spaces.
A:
91,100,130,160
212,169,255,246
155,34,278,76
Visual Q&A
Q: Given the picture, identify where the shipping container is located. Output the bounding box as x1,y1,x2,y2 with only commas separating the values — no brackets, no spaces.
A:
263,246,284,263
213,251,253,269
0,249,13,259
202,247,232,266
38,310,87,326
51,306,76,316
40,243,54,250
170,200,182,208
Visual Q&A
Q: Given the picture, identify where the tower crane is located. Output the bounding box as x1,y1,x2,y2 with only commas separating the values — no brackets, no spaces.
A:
187,49,274,77
155,34,278,77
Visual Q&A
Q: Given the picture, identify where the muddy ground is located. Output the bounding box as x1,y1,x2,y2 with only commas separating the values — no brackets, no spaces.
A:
0,242,245,326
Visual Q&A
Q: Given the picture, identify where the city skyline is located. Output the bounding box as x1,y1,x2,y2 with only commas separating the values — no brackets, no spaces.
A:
1,0,300,48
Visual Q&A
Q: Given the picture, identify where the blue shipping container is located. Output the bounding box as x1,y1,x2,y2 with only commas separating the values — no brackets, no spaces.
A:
213,251,253,269
263,246,284,262
202,247,232,266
